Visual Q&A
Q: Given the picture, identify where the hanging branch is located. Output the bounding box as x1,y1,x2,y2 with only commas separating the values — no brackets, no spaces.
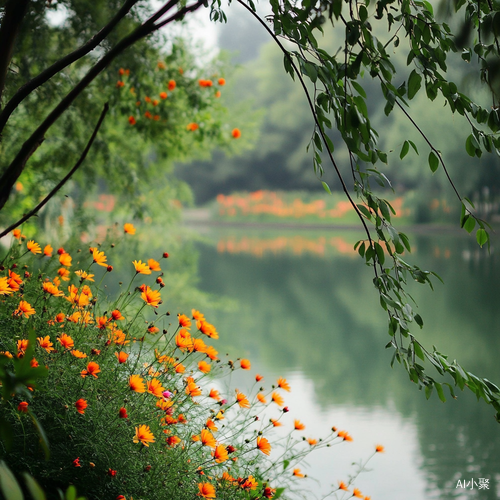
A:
0,102,109,240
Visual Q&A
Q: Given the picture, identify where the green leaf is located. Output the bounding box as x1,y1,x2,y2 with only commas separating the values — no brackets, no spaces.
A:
400,140,410,159
374,242,385,265
273,487,286,499
428,151,439,172
465,134,478,157
414,314,424,328
24,473,46,500
464,216,476,233
283,460,290,470
31,414,50,461
425,384,433,400
352,81,367,98
0,461,23,500
408,140,419,155
476,228,488,247
435,382,446,402
407,70,422,100
414,341,425,359
65,486,77,500
321,181,331,194
357,204,372,219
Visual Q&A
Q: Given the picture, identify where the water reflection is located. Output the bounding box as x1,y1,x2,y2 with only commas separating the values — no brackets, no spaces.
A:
191,227,500,499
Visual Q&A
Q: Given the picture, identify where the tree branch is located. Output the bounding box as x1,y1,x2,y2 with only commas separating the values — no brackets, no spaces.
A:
0,0,138,135
0,0,205,212
0,102,109,240
0,0,31,108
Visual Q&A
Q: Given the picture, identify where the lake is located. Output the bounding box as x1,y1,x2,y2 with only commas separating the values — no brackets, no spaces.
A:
184,224,500,500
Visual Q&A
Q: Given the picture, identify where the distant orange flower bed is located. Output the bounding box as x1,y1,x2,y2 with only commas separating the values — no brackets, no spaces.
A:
216,191,410,221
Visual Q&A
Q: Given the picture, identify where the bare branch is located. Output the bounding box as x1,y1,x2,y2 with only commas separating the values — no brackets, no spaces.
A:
0,0,139,135
0,103,109,240
0,0,205,211
0,0,31,107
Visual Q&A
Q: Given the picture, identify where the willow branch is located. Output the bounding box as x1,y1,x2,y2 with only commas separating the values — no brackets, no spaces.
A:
0,103,109,239
0,0,138,135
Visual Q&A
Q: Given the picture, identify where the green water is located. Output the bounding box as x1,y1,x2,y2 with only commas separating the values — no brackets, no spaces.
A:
187,226,500,500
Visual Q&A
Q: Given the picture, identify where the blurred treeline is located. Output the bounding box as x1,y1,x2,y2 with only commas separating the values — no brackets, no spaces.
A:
177,3,500,223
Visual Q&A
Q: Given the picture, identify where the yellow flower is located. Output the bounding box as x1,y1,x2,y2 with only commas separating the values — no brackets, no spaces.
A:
129,374,146,393
256,436,271,455
0,277,13,295
147,378,165,397
27,240,41,254
92,248,108,267
132,260,151,275
141,286,161,307
59,253,72,267
75,270,95,282
133,425,155,447
147,258,161,271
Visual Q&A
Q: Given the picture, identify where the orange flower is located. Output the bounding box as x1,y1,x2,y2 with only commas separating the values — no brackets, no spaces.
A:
75,270,95,281
43,245,53,256
129,374,146,393
12,229,22,239
159,91,167,99
14,300,35,318
213,444,228,463
59,253,72,267
231,128,241,139
37,336,54,353
192,309,205,321
145,111,152,119
75,399,88,414
256,393,267,404
157,61,166,69
148,325,160,334
200,429,217,448
17,339,29,356
141,286,161,307
307,438,318,446
375,444,384,453
115,351,129,363
206,419,218,432
343,433,353,442
338,481,348,491
58,333,74,350
215,90,221,98
43,282,63,296
147,378,165,397
256,374,263,382
193,338,207,353
133,260,151,275
92,248,108,267
178,314,191,328
236,390,250,408
82,361,100,378
128,116,136,125
0,277,13,295
270,418,282,427
294,419,305,431
119,407,128,418
240,359,251,370
277,377,291,392
27,240,41,254
197,321,219,339
96,316,108,329
71,350,87,358
186,381,202,397
18,402,29,413
218,78,226,85
147,259,161,271
293,468,304,477
198,360,211,373
241,476,258,490
198,483,216,499
111,309,124,321
133,424,155,447
57,268,70,281
187,122,199,131
205,345,218,360
353,488,363,498
176,331,193,351
166,435,181,447
124,223,136,234
209,388,221,401
271,392,284,407
30,358,38,367
256,436,271,455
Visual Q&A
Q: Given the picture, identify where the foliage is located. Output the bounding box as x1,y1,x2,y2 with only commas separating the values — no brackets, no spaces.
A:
199,0,500,421
0,229,381,500
0,0,253,229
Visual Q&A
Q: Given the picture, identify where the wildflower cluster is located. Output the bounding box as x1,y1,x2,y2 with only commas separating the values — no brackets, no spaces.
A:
0,225,381,499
